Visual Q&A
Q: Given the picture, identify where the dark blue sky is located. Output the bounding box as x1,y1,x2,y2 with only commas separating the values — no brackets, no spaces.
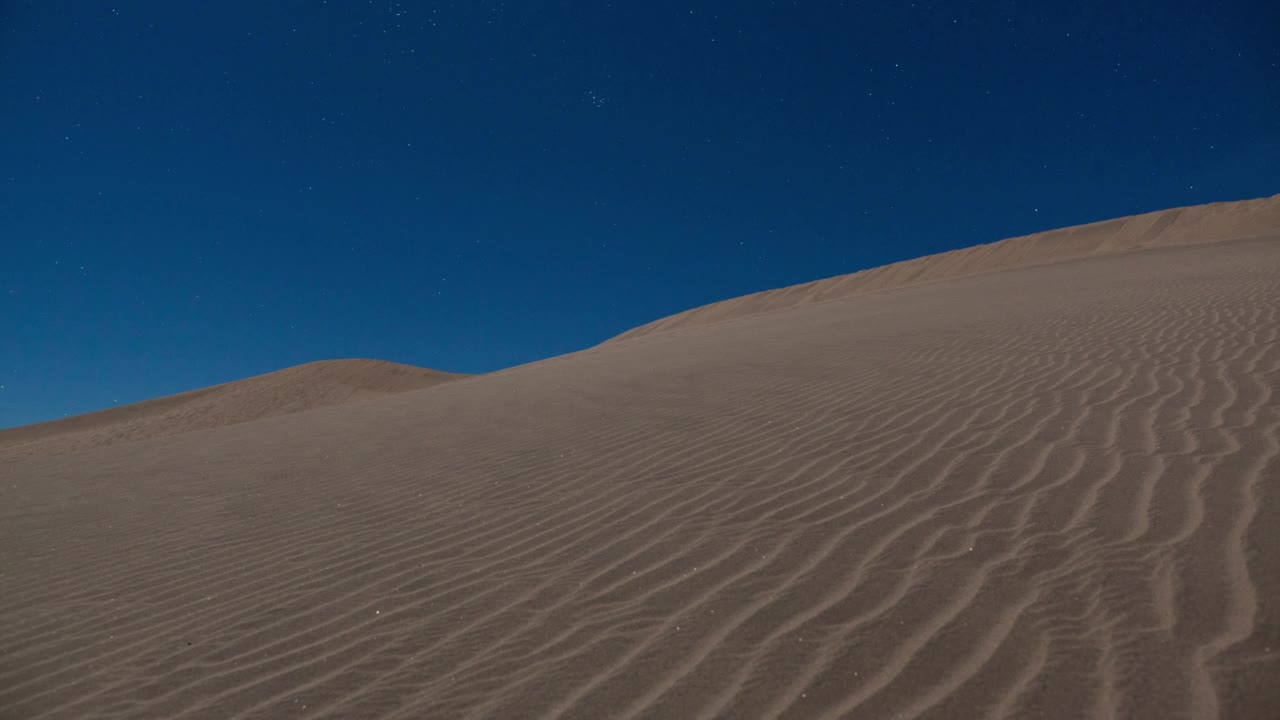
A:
2,0,1277,428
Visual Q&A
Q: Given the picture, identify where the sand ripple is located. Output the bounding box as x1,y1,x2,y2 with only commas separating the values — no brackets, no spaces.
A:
1,237,1277,718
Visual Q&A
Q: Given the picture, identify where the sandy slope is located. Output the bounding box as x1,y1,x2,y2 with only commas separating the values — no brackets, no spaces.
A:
1,201,1278,719
612,194,1280,342
0,359,465,461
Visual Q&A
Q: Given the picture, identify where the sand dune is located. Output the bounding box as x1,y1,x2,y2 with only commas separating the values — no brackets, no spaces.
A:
0,359,465,461
1,200,1278,719
612,194,1280,342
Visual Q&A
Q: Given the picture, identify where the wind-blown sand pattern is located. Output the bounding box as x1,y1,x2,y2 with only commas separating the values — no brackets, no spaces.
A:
0,359,464,461
1,199,1278,719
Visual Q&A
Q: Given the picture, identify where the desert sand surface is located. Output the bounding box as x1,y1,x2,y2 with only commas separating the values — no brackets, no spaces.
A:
613,194,1280,342
2,198,1278,719
0,359,465,462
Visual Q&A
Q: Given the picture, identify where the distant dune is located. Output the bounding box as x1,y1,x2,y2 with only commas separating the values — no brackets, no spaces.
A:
0,359,465,460
1,197,1277,719
612,194,1280,342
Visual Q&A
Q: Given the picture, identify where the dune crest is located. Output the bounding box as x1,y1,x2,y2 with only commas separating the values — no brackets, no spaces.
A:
612,194,1280,342
2,199,1278,719
0,359,464,460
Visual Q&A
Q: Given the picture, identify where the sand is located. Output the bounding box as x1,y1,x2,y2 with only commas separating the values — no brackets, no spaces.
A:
0,359,465,461
1,198,1277,719
612,194,1280,342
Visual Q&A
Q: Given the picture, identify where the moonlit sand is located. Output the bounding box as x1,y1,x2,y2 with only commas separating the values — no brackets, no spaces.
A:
2,195,1278,719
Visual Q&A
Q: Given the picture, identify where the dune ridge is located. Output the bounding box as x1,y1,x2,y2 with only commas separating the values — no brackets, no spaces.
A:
0,359,464,460
1,202,1278,719
611,194,1280,342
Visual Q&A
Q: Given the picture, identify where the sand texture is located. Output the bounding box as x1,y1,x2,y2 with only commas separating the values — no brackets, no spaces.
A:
1,201,1278,719
612,194,1280,342
0,359,465,462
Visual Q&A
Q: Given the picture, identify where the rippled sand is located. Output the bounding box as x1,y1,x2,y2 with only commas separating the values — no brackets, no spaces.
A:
2,198,1277,719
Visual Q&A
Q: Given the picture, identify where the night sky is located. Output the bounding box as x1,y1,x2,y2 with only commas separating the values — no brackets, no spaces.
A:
2,1,1277,428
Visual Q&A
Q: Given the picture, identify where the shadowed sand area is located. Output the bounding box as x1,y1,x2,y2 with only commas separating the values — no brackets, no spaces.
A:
1,197,1278,719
